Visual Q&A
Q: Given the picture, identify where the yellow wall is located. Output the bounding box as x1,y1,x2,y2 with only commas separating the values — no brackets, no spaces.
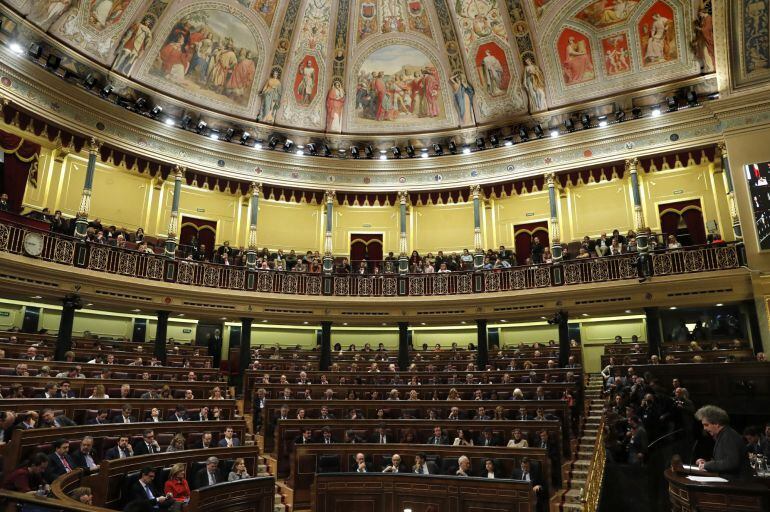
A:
565,181,633,239
256,200,321,253
412,326,477,347
580,317,647,373
492,192,551,248
333,205,400,256
146,320,197,343
0,303,24,330
412,203,475,254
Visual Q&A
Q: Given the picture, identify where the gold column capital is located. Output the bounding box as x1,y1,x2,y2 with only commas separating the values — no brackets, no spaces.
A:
625,158,639,174
173,165,186,179
325,189,336,203
717,141,728,158
544,172,556,186
87,137,102,154
397,190,409,205
250,181,262,197
469,184,481,199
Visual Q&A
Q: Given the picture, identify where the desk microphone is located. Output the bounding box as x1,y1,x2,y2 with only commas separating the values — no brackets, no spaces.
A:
688,438,700,475
648,428,685,450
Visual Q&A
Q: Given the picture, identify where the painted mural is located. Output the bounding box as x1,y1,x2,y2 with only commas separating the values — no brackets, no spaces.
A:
294,55,319,105
88,0,132,29
475,42,510,97
114,15,155,74
253,0,279,27
575,0,641,28
453,0,508,46
354,44,444,124
639,1,677,66
325,78,345,131
558,28,596,85
691,0,714,72
601,33,631,75
533,0,554,18
26,0,74,30
148,9,261,108
405,0,432,37
357,1,378,42
522,54,547,112
259,68,282,122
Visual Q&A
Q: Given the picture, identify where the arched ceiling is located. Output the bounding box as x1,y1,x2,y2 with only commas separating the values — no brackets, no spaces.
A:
3,0,715,139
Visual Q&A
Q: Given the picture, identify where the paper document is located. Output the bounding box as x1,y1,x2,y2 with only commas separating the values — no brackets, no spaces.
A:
681,465,702,471
686,476,728,483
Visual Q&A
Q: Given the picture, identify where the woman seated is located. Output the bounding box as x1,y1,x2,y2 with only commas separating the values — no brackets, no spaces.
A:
453,428,474,446
228,458,251,481
88,384,109,399
507,429,529,448
166,433,186,452
164,463,191,502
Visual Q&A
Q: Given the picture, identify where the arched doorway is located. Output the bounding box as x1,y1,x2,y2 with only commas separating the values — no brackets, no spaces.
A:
180,216,218,259
513,221,549,265
350,234,383,269
658,199,706,246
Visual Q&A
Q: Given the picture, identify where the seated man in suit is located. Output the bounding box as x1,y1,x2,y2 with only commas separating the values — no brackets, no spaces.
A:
196,432,215,449
512,458,546,512
104,436,133,460
54,380,76,398
294,427,314,446
427,426,449,446
193,456,221,489
39,408,76,428
455,455,472,477
36,382,58,399
482,458,504,479
218,427,240,447
352,452,373,473
381,453,406,473
70,435,100,472
87,409,110,425
369,425,390,444
478,428,502,447
125,466,172,510
412,453,438,475
45,439,75,483
168,406,189,422
133,429,161,456
319,426,335,444
536,430,559,462
318,406,335,421
112,404,136,424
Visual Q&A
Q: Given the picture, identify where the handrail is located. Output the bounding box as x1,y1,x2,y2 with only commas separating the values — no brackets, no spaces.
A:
0,218,744,297
581,415,607,512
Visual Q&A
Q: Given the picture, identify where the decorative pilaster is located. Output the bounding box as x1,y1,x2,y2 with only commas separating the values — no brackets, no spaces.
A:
322,190,335,273
545,172,562,262
719,142,742,240
626,158,648,253
398,190,409,274
471,184,484,269
164,166,185,258
246,182,262,269
74,138,101,239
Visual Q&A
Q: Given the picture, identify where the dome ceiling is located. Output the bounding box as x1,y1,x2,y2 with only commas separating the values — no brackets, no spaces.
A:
4,0,714,138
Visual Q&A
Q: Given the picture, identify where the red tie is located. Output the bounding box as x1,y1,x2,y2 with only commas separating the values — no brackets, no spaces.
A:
60,455,72,472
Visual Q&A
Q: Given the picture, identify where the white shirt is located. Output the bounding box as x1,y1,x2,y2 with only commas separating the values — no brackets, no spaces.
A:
487,472,495,479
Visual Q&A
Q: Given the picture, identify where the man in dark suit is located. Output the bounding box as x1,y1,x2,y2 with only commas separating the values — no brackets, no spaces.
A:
87,409,110,425
511,458,546,512
318,406,335,421
352,452,373,473
369,425,389,444
536,430,559,462
70,435,100,472
381,453,406,473
478,428,502,447
481,458,504,479
319,426,335,445
695,405,752,478
45,439,75,483
193,456,221,489
412,453,438,475
36,382,58,399
195,432,215,449
516,407,532,421
294,427,314,446
217,427,240,447
427,426,449,446
133,429,161,456
54,380,76,398
125,467,172,509
168,406,189,422
104,436,133,460
112,404,136,424
39,409,76,428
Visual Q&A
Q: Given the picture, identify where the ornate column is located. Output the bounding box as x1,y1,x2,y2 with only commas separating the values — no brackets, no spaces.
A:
239,317,253,383
476,319,488,369
398,190,409,274
626,158,648,253
155,310,170,365
471,185,484,269
398,322,410,371
74,138,101,239
246,182,262,269
545,172,563,262
556,310,570,368
164,166,185,258
320,321,332,371
719,142,742,240
54,294,81,361
322,190,335,273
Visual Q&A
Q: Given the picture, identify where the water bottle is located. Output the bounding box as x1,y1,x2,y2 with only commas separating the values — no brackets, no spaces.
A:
36,485,46,497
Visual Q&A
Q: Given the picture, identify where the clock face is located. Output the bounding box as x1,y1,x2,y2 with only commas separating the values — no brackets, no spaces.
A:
23,232,44,257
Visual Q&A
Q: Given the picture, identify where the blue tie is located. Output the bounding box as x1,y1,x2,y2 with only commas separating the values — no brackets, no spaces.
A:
144,484,154,500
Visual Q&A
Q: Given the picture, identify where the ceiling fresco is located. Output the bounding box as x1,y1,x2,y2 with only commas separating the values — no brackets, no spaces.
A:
1,0,717,135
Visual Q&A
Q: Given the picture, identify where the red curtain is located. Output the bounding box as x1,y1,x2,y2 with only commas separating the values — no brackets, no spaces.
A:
350,234,383,265
658,199,706,245
180,217,218,258
513,221,549,265
0,129,41,213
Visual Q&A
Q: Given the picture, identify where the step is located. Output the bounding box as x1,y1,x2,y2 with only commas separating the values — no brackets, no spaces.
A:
572,459,591,467
558,503,583,512
569,478,586,488
274,505,286,512
275,494,283,502
564,489,583,504
570,469,588,478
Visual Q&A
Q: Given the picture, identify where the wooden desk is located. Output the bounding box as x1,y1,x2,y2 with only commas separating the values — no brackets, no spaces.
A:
0,357,223,380
665,468,770,512
187,476,275,512
312,472,534,512
292,443,549,509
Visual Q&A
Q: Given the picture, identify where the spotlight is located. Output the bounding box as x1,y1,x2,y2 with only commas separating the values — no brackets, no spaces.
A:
254,140,263,150
283,139,294,152
448,141,457,154
306,143,316,155
391,146,401,158
222,128,234,142
632,106,643,119
100,84,114,99
296,147,304,156
27,42,42,59
164,116,175,126
195,120,207,134
45,54,61,71
268,136,279,149
9,42,23,55
580,113,591,128
503,138,513,147
533,125,544,138
476,137,485,150
489,134,499,147
651,105,662,117
564,118,575,132
364,145,374,158
405,145,415,158
615,109,626,123
462,146,471,154
240,132,251,145
350,146,360,159
83,73,97,90
518,126,529,142
666,96,678,112
134,97,147,111
149,105,163,118
598,116,608,128
420,151,429,159
549,128,559,138
209,130,219,140
181,114,192,129
686,90,698,107
323,144,332,156
432,143,443,156
379,151,387,160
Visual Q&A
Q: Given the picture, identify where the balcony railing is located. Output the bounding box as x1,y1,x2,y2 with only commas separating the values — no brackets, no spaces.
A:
0,220,744,297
